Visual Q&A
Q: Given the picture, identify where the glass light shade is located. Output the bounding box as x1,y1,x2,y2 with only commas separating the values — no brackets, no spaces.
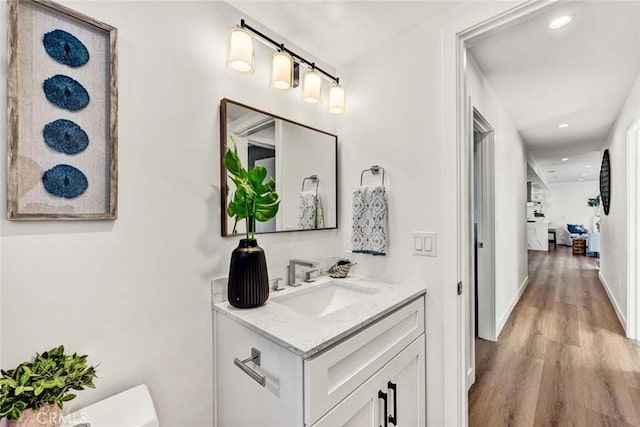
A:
328,84,346,114
270,51,293,90
226,28,254,73
302,70,322,104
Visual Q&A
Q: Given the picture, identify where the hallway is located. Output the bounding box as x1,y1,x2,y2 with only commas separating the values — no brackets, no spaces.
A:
469,247,640,426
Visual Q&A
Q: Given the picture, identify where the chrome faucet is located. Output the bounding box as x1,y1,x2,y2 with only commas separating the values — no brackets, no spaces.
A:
288,259,319,286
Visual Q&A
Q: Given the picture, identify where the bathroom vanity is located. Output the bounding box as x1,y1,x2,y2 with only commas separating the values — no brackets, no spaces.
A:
213,277,426,426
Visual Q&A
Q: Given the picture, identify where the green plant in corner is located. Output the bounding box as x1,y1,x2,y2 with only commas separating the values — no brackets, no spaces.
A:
588,195,601,207
0,345,97,421
224,138,280,239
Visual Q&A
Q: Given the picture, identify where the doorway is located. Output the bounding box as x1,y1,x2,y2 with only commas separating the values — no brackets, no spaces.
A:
248,141,277,233
467,109,496,390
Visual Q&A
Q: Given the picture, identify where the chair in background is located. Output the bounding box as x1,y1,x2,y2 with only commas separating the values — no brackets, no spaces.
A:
548,230,557,250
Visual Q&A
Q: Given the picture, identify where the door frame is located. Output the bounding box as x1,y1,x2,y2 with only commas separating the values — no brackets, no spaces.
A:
447,1,556,425
466,109,496,391
472,109,496,343
626,116,640,340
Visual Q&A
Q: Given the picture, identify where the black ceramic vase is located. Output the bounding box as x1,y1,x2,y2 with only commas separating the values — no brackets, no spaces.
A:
227,238,269,308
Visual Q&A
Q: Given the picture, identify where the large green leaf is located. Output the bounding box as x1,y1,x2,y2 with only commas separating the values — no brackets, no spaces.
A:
224,139,280,238
223,143,246,179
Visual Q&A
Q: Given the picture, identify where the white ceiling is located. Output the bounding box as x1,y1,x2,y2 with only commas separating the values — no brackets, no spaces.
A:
225,1,640,185
469,1,640,184
226,1,459,67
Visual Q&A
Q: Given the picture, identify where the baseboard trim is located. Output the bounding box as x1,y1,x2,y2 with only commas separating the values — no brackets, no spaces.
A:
598,272,627,332
496,275,530,338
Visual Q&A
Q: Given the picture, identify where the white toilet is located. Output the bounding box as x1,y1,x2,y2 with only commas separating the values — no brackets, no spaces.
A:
60,384,159,427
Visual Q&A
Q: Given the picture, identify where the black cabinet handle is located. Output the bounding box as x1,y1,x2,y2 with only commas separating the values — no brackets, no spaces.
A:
388,381,398,425
378,390,388,427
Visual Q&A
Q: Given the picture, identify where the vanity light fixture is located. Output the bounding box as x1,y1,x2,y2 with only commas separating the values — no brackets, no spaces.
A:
227,19,345,114
226,28,254,73
328,83,346,114
549,15,572,30
270,49,294,90
302,67,322,104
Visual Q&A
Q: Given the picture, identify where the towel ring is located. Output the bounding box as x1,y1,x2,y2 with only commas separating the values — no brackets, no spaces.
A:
302,175,319,193
360,165,385,186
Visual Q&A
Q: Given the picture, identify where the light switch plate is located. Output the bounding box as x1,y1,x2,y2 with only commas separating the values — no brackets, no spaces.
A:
411,232,437,257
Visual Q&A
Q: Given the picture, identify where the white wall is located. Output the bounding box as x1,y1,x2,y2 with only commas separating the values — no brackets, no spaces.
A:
600,73,640,328
279,121,336,230
335,3,523,425
0,2,340,426
466,55,529,335
546,181,599,239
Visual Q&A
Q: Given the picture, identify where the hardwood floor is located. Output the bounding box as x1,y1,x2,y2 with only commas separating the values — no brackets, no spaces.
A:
469,247,640,426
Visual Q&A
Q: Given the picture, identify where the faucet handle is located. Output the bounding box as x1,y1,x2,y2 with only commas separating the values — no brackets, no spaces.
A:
304,269,319,283
270,277,285,291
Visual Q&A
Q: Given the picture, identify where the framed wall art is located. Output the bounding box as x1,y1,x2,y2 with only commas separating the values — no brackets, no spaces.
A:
600,149,611,216
7,0,118,220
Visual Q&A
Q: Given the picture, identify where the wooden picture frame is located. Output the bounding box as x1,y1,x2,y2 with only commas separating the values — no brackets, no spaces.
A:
7,0,117,220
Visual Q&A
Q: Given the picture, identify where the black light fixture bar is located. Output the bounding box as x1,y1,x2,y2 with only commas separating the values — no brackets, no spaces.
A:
239,19,340,85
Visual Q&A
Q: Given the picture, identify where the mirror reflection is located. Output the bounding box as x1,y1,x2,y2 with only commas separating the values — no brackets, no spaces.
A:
220,99,338,236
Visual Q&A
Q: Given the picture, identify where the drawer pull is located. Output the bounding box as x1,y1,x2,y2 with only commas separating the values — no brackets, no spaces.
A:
388,381,397,425
378,390,388,427
234,347,266,387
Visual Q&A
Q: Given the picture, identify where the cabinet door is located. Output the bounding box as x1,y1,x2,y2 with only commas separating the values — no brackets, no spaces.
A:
312,372,381,427
313,335,425,427
384,335,426,426
305,297,424,425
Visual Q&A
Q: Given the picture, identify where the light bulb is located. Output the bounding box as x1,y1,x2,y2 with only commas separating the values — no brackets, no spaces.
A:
302,70,322,104
226,28,254,73
270,51,293,91
328,84,345,114
549,16,572,30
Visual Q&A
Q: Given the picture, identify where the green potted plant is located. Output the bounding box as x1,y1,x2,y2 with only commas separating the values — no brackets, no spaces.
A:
224,140,280,308
0,345,97,427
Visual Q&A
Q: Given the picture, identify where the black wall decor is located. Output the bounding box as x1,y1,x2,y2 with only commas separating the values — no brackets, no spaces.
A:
600,149,611,216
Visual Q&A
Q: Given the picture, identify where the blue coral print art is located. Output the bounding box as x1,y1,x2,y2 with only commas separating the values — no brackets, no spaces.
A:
42,164,88,199
43,29,90,68
43,119,89,155
8,0,117,219
43,74,90,111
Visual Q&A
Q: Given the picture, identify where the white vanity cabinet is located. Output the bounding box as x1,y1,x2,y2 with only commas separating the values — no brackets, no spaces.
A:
313,336,425,427
214,296,425,427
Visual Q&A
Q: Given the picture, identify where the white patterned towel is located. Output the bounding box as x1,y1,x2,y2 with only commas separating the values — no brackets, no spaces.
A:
298,191,325,230
352,185,387,255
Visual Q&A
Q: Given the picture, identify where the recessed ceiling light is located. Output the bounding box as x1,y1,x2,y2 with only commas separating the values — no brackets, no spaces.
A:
558,123,569,128
585,165,592,168
549,16,572,30
561,158,569,162
579,178,584,182
581,173,587,176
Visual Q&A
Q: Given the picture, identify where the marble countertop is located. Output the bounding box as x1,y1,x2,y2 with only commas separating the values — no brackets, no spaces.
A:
213,276,426,359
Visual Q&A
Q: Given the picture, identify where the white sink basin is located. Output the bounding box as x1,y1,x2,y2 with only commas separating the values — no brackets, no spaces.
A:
273,281,379,317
